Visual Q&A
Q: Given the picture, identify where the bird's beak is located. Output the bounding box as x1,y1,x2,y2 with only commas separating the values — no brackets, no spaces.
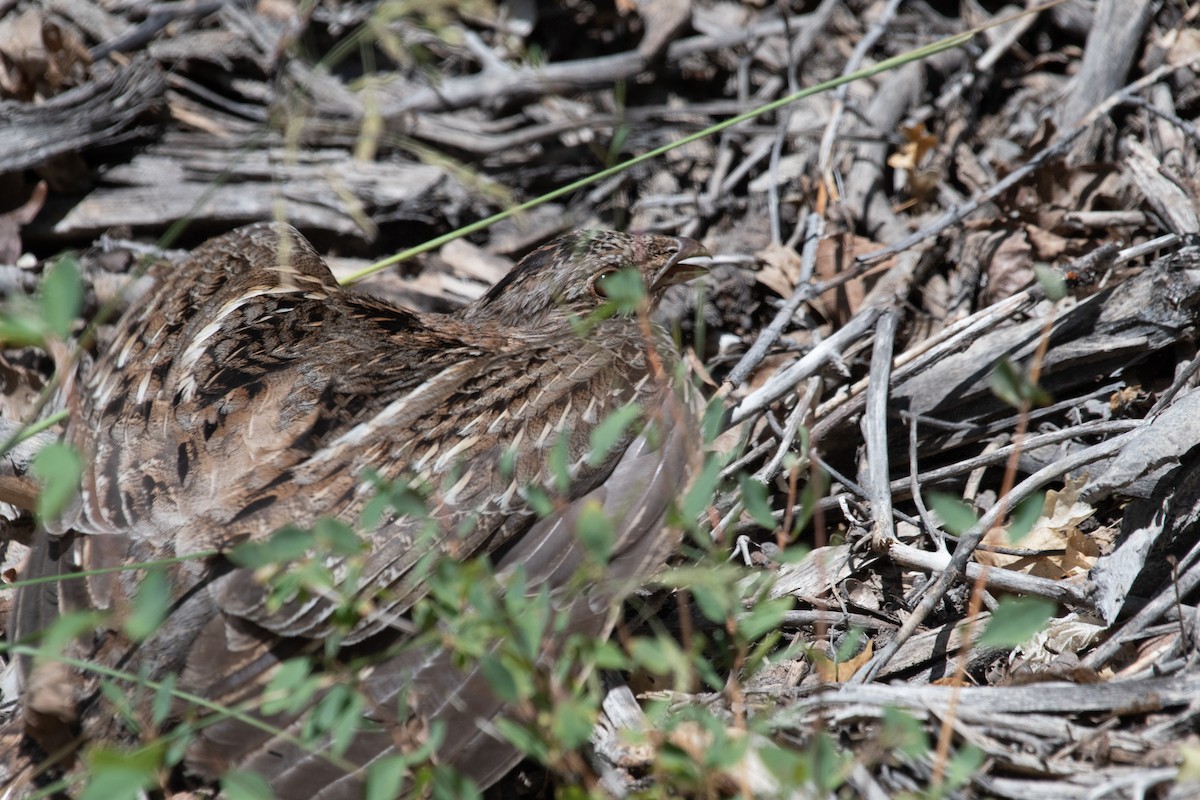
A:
651,237,710,291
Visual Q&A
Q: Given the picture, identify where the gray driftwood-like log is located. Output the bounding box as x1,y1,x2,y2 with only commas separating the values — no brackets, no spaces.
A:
813,244,1200,452
0,59,165,174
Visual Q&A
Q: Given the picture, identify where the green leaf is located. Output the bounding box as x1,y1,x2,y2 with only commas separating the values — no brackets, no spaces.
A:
589,640,628,670
480,654,520,704
229,525,316,568
327,689,364,756
701,396,727,443
943,744,985,790
738,475,776,530
978,596,1055,648
493,717,548,760
743,630,782,678
550,696,596,750
587,404,643,467
990,357,1051,409
523,485,554,517
789,467,828,536
628,636,681,677
262,657,318,715
776,544,811,564
690,583,734,625
429,764,483,800
758,740,810,786
31,441,82,522
34,610,108,664
1033,263,1067,302
549,434,571,494
124,568,170,642
834,627,866,662
682,455,722,523
497,446,518,480
40,255,83,339
990,358,1025,408
927,492,978,536
805,729,850,793
881,707,929,758
313,517,364,557
738,597,793,642
151,673,176,727
594,267,646,314
222,769,278,800
1006,492,1045,543
506,577,550,662
366,756,412,800
81,744,164,800
1177,745,1200,783
99,680,140,734
305,684,363,755
576,499,615,563
0,298,48,347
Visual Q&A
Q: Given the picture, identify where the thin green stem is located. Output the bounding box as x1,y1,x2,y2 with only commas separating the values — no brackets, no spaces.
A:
0,551,218,593
7,644,360,775
340,28,977,284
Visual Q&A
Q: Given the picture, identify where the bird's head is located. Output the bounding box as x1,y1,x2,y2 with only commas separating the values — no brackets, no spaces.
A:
461,230,709,325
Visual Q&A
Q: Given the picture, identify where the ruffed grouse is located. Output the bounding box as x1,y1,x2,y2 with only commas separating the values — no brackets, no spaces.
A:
6,223,705,796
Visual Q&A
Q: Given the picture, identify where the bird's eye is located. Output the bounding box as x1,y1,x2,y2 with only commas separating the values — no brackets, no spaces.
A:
590,268,621,298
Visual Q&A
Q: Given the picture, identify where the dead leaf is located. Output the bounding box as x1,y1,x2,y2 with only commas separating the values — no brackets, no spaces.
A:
0,9,90,101
1110,385,1142,413
811,234,892,324
1025,224,1071,261
1007,612,1106,674
634,0,693,61
887,123,941,203
888,124,938,172
813,637,873,682
0,352,46,422
1164,26,1200,68
753,242,803,298
977,475,1105,580
983,229,1035,304
0,180,47,265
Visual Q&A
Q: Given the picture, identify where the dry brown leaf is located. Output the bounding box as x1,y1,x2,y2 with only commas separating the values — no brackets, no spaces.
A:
1110,385,1142,412
1025,224,1071,261
887,123,941,203
977,475,1101,580
811,234,892,324
1007,612,1106,674
813,638,873,682
633,0,693,60
0,9,90,101
753,241,803,298
1164,25,1200,68
983,229,1035,304
0,353,46,422
0,180,47,265
887,124,937,172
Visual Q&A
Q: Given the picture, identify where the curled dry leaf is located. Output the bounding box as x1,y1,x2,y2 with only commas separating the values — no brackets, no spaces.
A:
0,9,91,101
1007,612,1106,674
753,241,804,298
977,475,1113,581
983,228,1035,305
811,234,891,324
886,123,941,205
813,637,874,682
0,180,47,265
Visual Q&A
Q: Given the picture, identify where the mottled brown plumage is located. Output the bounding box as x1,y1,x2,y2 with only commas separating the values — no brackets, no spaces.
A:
8,223,704,796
